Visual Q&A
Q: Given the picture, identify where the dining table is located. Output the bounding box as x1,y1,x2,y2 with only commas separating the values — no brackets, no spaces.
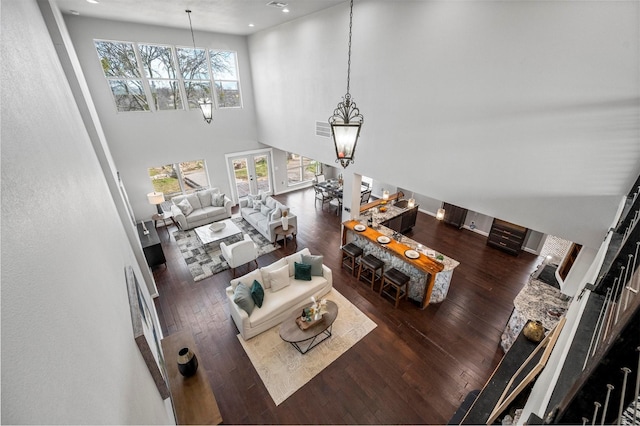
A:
314,180,368,199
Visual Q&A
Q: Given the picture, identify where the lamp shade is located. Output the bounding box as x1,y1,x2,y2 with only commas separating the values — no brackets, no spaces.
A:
147,192,165,205
436,208,446,220
199,101,213,124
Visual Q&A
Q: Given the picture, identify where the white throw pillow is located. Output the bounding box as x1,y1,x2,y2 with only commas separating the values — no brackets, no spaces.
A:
270,207,282,221
253,200,262,210
212,193,225,207
176,198,193,216
266,197,277,209
197,190,212,207
268,264,290,292
286,252,303,276
260,258,287,289
260,204,272,217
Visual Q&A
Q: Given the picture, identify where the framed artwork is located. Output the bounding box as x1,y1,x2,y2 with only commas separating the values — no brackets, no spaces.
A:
125,265,170,399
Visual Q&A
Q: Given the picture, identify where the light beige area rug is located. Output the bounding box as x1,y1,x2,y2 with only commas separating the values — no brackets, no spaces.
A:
237,288,377,406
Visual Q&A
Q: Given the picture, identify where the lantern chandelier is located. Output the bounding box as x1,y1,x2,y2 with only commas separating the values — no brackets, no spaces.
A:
186,10,213,124
328,0,363,169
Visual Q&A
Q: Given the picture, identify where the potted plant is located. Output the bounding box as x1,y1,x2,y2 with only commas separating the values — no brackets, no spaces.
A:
281,210,289,230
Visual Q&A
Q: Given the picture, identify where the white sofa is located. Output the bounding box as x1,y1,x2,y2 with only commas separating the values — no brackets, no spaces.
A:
226,248,332,340
239,194,297,243
170,188,232,230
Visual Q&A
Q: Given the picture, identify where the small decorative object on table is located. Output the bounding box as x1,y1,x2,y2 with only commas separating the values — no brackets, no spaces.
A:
281,210,289,231
209,222,226,232
296,297,329,330
177,347,199,377
523,320,545,343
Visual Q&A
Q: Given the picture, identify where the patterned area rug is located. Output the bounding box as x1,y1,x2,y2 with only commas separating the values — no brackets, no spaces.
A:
173,217,279,282
238,288,377,406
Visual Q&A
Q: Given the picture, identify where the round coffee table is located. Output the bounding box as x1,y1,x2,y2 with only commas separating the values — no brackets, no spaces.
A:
279,300,338,354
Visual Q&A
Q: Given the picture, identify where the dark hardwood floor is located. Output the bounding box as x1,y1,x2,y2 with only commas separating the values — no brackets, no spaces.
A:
153,188,540,424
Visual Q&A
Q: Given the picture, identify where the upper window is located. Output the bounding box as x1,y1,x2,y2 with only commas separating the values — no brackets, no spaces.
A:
211,51,241,108
95,41,149,112
138,44,183,111
94,40,242,113
287,153,320,185
177,47,212,110
148,160,209,198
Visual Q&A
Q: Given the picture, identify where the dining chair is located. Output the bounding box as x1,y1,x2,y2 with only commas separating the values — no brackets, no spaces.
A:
329,196,342,216
314,185,332,209
360,190,371,205
315,174,326,183
361,181,370,189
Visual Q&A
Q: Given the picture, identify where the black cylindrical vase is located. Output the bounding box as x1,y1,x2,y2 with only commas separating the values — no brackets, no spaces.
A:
177,347,198,377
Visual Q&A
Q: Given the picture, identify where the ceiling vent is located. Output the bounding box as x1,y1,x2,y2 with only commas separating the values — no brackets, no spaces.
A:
315,121,331,138
266,1,288,8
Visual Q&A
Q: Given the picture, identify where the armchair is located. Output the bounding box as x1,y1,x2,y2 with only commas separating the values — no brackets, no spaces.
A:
220,234,258,278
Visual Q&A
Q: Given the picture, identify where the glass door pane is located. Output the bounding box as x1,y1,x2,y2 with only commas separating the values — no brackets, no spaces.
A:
228,151,274,203
232,158,250,198
254,154,271,194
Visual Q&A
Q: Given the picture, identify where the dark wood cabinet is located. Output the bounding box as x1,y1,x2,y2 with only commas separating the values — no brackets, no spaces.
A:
400,207,418,233
442,203,468,229
382,200,418,234
487,218,528,256
137,221,166,268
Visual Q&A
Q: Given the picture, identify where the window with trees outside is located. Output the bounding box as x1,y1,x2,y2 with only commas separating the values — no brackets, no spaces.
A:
95,41,149,112
286,153,320,185
94,39,242,113
148,160,210,198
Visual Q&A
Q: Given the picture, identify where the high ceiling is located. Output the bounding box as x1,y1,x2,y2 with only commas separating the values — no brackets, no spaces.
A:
52,0,346,35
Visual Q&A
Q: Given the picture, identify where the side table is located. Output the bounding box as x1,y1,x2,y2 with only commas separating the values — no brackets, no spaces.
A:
161,331,222,424
137,221,166,269
274,224,297,249
152,212,177,234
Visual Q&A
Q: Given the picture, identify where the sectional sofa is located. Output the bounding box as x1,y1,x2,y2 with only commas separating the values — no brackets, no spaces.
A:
226,248,332,340
170,188,232,230
239,194,297,243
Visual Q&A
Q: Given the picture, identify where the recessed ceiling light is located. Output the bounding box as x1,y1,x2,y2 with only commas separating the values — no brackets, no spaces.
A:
282,8,290,13
86,0,99,4
69,9,80,15
248,23,255,27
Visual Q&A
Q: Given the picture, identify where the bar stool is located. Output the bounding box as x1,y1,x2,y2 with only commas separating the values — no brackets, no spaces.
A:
380,268,410,308
341,243,363,276
357,254,385,291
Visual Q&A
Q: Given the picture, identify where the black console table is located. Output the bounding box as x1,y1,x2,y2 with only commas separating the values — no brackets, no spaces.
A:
137,221,166,268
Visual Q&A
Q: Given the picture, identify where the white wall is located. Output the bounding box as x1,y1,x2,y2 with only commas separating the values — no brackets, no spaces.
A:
63,15,264,221
1,1,170,423
249,0,640,249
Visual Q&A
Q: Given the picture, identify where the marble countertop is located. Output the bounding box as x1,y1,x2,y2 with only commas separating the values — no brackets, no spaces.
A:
366,223,459,272
514,279,571,330
360,204,406,224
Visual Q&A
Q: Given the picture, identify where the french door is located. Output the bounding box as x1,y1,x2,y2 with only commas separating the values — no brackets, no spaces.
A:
226,150,273,203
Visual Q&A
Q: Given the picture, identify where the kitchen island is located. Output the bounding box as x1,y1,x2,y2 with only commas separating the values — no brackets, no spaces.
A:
342,219,459,308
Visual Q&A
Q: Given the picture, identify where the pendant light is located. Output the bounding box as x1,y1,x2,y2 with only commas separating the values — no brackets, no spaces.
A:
186,10,213,124
328,0,363,168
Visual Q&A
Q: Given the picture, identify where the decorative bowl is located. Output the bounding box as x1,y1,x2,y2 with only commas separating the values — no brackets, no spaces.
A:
209,222,226,232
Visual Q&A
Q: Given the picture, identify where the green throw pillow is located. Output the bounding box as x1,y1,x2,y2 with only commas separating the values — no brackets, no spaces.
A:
301,254,324,276
250,280,264,308
233,282,255,315
294,262,312,281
